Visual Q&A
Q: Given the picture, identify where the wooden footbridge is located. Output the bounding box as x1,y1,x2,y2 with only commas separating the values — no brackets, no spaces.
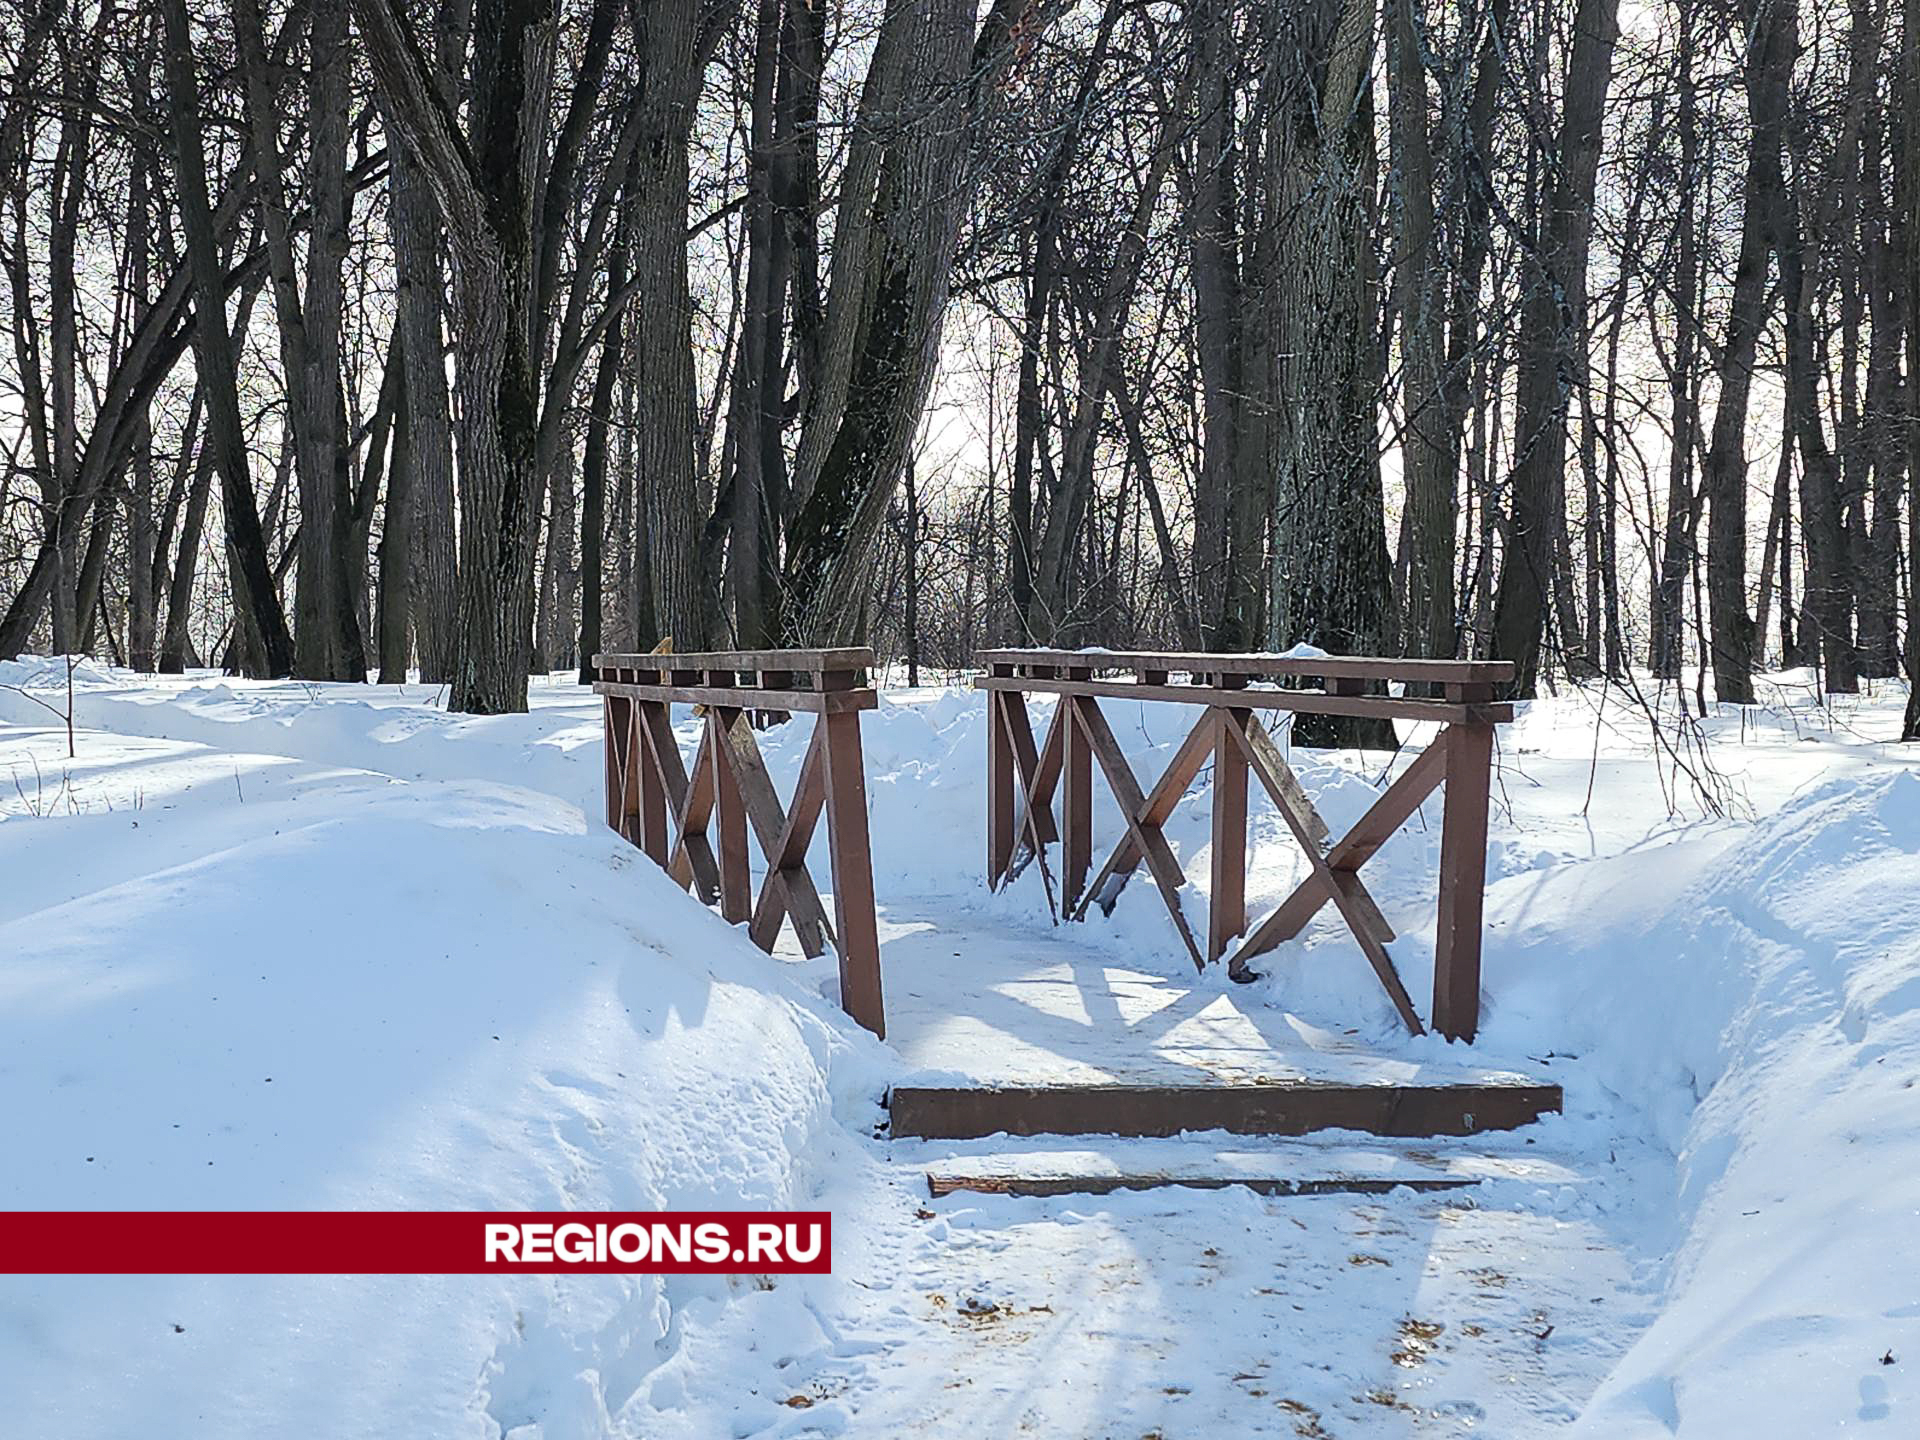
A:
595,647,1560,1190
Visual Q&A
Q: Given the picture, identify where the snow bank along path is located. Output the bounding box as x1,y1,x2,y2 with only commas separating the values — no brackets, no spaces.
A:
2,658,1917,1436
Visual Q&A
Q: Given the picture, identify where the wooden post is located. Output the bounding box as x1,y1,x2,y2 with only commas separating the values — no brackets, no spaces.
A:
1433,721,1494,1041
822,709,885,1038
988,688,1013,885
1061,683,1093,914
1209,705,1248,961
709,707,752,923
636,700,667,864
603,693,628,834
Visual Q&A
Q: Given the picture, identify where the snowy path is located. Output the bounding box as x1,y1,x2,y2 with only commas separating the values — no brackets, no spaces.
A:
790,1130,1656,1437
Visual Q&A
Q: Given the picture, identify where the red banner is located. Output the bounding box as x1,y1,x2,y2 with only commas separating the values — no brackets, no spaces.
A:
0,1212,832,1274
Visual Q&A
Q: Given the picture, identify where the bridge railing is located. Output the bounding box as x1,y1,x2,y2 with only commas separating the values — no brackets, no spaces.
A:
975,648,1515,1042
594,648,884,1037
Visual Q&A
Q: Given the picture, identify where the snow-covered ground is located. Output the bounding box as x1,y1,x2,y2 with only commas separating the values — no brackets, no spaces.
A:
1,656,1916,1436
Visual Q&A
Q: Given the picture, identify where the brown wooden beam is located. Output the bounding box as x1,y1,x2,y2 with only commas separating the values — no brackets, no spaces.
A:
1079,710,1215,914
715,711,834,957
596,646,874,672
925,1172,1481,1199
634,700,668,864
1067,696,1204,968
973,673,1511,725
1061,691,1093,913
1218,709,1422,1033
987,691,1013,884
1221,709,1392,947
748,730,834,954
889,1080,1562,1140
660,711,721,902
708,708,753,923
594,680,876,714
1237,737,1452,961
997,692,1064,889
1433,723,1496,1042
975,648,1515,684
822,709,885,1038
1209,706,1249,961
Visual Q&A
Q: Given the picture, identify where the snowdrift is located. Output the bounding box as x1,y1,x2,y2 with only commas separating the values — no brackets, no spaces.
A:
1490,769,1920,1435
0,724,890,1437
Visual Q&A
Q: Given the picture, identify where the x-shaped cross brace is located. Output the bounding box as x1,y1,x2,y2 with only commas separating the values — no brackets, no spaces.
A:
988,692,1430,1035
1214,708,1423,1034
612,698,839,958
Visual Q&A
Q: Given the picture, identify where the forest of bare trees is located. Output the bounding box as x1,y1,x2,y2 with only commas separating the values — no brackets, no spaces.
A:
3,0,1917,737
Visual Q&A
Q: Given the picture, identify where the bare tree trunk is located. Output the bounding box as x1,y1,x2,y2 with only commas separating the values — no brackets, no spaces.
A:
376,338,414,682
779,0,1054,643
1701,0,1792,704
723,0,790,649
630,0,729,648
379,9,463,686
1905,0,1920,736
128,82,158,673
46,17,96,654
1755,441,1792,659
577,226,626,683
235,0,364,681
1186,0,1244,647
1650,16,1700,680
1777,3,1857,696
1120,371,1202,648
353,0,557,714
160,429,218,675
1387,0,1452,661
1260,0,1395,748
162,0,293,678
1489,0,1619,696
550,420,579,673
1857,83,1904,679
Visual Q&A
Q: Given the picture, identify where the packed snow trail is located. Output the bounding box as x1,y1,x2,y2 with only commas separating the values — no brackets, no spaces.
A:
2,660,1918,1437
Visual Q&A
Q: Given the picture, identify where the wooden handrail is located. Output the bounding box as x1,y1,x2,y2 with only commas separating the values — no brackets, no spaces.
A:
975,671,1511,725
596,647,872,674
977,647,1514,685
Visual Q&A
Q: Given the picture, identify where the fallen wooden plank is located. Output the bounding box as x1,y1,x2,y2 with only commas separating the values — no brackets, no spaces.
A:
925,1171,1481,1199
888,1080,1562,1141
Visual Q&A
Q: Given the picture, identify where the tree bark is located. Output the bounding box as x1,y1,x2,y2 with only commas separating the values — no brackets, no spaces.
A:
1650,17,1701,680
1258,0,1395,748
779,0,1057,644
629,0,731,648
1905,0,1920,737
353,0,557,714
235,0,365,680
377,344,414,683
1387,0,1453,661
1488,0,1620,696
162,0,293,678
128,56,159,673
1778,0,1857,695
1701,0,1793,704
577,231,626,683
379,17,462,686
